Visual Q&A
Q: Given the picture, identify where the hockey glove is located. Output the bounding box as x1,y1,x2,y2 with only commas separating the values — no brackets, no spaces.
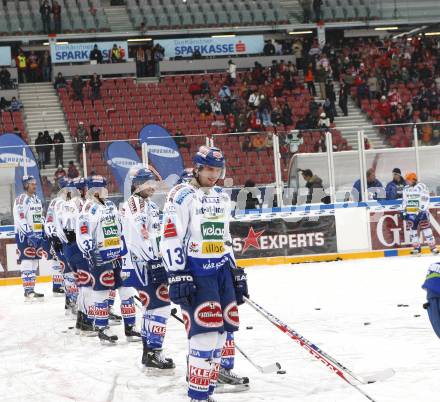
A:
27,233,42,249
49,235,63,254
232,267,249,306
148,259,168,285
168,271,197,306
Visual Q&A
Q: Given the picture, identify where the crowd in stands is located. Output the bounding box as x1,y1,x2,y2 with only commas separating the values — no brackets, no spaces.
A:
40,0,62,34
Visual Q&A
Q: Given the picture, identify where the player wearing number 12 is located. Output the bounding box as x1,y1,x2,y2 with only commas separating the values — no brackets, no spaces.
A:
160,146,249,402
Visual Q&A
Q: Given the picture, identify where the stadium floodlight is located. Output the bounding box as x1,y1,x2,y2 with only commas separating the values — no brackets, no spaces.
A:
43,41,68,45
374,27,399,31
211,34,236,38
288,31,313,34
127,38,153,42
425,32,440,36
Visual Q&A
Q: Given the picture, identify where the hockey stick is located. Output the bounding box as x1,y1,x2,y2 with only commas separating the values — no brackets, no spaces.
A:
244,297,393,402
170,308,281,374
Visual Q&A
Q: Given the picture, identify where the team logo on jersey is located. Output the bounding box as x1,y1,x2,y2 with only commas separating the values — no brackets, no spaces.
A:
164,218,177,238
201,222,224,240
201,242,225,254
189,242,199,253
139,290,150,307
194,301,223,328
224,302,239,328
23,247,36,258
99,270,115,287
76,270,92,286
182,309,191,334
156,284,170,302
37,248,48,259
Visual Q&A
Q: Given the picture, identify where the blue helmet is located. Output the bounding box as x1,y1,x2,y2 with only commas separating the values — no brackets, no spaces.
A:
177,168,194,184
130,168,156,188
22,175,36,188
193,146,225,169
73,177,87,190
87,175,107,189
57,177,71,189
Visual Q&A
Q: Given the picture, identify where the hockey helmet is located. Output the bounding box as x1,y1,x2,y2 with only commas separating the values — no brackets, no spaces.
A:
86,175,108,200
177,168,194,184
405,172,417,184
22,175,36,189
193,146,226,179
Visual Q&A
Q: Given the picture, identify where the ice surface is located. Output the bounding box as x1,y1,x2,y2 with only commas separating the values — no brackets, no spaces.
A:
1,255,440,402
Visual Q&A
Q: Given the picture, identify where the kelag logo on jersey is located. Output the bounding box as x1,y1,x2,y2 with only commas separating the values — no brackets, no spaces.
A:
103,225,118,238
201,222,224,240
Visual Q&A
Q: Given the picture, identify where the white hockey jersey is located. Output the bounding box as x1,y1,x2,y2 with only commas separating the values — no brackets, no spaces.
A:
13,193,44,237
122,194,161,262
44,197,63,239
159,182,235,276
76,198,122,263
402,183,430,215
55,197,84,244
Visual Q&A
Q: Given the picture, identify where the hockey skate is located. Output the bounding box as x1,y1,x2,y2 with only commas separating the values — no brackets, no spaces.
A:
75,312,98,337
431,247,439,255
53,287,65,297
125,325,142,342
108,309,122,326
98,326,118,344
216,367,250,393
24,290,44,302
65,297,77,317
142,346,175,372
410,246,422,256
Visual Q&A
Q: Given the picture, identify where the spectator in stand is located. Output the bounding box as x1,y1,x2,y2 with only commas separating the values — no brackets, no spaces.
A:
318,112,330,129
90,44,103,64
315,64,327,99
0,97,9,111
263,40,276,56
35,132,46,169
10,96,22,111
351,168,385,202
248,110,262,131
281,102,293,127
227,60,236,86
111,44,121,63
312,0,322,21
41,51,51,82
192,49,202,59
53,129,65,167
189,82,202,98
385,168,407,200
27,52,39,83
89,73,102,100
285,130,303,155
54,72,67,90
242,135,253,152
0,67,12,89
273,73,284,97
251,134,266,152
42,176,54,198
201,80,211,96
210,97,221,116
135,46,146,77
75,121,88,159
377,95,391,119
67,161,79,179
301,169,328,204
257,94,272,127
270,106,282,126
40,0,52,34
17,50,27,83
54,165,66,181
323,97,335,123
43,130,53,165
364,136,372,150
338,82,349,116
248,90,260,109
197,97,212,116
367,72,379,100
52,1,61,33
421,122,433,145
71,75,85,102
218,85,232,100
305,63,316,97
174,129,190,152
119,46,126,61
90,125,101,151
153,43,164,76
315,132,327,152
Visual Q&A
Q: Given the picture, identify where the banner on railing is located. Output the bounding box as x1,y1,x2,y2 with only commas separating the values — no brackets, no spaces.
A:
50,41,129,63
370,208,440,249
230,215,337,258
0,46,11,66
157,35,265,58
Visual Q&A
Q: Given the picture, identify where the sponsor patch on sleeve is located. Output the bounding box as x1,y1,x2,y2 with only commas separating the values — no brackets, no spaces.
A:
163,218,177,238
80,223,88,234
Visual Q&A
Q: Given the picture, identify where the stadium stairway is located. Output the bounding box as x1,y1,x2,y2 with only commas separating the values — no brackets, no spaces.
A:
315,82,387,150
105,5,134,32
277,0,304,22
19,83,77,178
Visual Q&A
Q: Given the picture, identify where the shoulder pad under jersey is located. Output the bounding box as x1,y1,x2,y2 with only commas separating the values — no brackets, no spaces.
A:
168,184,195,205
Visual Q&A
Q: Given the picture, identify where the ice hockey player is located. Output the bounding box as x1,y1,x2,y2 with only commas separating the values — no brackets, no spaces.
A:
121,167,175,367
401,172,438,255
13,175,45,300
44,177,70,301
76,175,122,344
160,146,249,401
41,224,64,297
422,261,440,338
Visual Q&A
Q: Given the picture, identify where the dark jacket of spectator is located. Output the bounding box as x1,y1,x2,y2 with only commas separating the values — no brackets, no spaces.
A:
54,72,67,89
90,45,103,64
71,76,85,100
385,169,407,200
0,68,12,89
301,169,328,204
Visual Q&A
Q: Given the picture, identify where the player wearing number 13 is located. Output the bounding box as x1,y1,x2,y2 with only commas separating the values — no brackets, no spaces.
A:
401,172,438,255
76,175,123,344
160,146,249,402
